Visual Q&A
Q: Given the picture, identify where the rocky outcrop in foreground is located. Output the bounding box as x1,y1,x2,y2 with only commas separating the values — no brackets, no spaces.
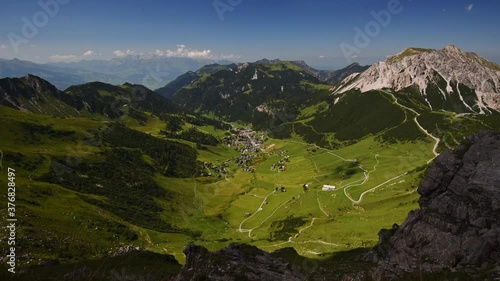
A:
174,243,305,281
367,131,500,278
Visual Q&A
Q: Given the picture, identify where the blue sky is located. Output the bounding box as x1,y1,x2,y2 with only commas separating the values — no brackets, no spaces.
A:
0,0,499,69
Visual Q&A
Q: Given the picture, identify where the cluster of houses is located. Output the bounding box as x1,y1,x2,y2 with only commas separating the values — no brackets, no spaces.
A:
222,128,266,153
235,154,255,173
220,128,268,173
268,149,288,157
200,161,229,178
267,149,290,173
270,154,290,173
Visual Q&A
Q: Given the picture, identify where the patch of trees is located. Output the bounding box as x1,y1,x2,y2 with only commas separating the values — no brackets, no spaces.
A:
269,123,293,139
134,88,180,114
91,219,138,242
293,123,323,144
3,151,45,171
127,107,149,124
160,114,184,132
18,122,75,144
187,115,232,130
158,113,231,132
335,162,361,179
103,123,199,178
307,91,405,141
162,127,219,146
20,122,75,138
375,120,427,144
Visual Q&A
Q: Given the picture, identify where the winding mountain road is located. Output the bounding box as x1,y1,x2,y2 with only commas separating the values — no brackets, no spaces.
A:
345,172,407,204
238,191,276,236
383,90,441,161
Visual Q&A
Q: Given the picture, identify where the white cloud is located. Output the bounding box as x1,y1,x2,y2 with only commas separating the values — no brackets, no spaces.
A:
161,44,213,59
113,49,136,57
466,4,473,12
159,44,240,60
83,50,95,57
0,44,8,49
319,55,325,59
113,45,238,61
157,45,239,60
351,55,359,59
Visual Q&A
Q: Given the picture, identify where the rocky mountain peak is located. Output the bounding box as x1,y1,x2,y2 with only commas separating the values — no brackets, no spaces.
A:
443,43,458,50
0,74,71,115
335,45,500,113
23,74,59,93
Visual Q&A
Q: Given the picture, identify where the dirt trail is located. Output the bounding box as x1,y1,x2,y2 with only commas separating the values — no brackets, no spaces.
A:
383,90,440,161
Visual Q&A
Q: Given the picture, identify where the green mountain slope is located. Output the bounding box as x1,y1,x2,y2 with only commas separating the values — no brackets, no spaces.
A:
171,60,333,126
0,75,180,121
156,63,237,99
0,74,81,117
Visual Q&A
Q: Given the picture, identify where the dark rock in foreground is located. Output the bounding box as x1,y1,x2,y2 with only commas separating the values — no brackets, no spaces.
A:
366,131,500,279
174,243,305,281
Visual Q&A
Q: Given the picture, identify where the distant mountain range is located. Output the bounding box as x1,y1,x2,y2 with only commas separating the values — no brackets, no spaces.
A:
0,58,123,90
0,56,368,91
0,56,234,90
49,56,234,90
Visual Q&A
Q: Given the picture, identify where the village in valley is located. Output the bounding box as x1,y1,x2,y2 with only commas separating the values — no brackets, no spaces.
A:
199,127,266,178
200,127,337,198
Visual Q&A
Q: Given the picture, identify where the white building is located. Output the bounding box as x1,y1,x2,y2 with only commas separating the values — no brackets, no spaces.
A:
322,185,336,191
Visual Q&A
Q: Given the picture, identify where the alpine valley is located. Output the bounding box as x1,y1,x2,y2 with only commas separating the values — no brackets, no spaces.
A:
1,45,500,280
